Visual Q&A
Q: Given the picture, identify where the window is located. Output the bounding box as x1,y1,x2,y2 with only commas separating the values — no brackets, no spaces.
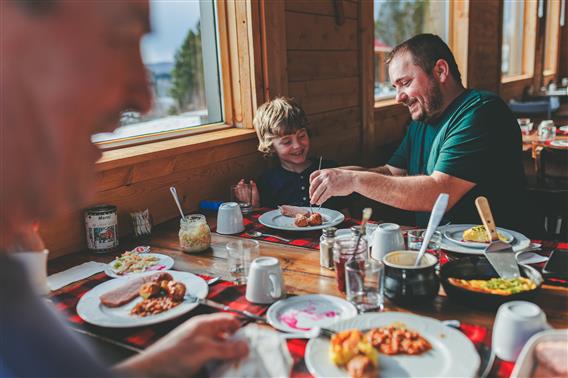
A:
93,0,223,146
501,1,525,76
373,0,449,101
543,0,561,76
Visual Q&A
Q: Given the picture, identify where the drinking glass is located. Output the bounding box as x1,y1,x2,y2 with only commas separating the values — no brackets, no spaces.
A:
226,240,259,283
231,183,253,214
517,118,533,136
538,121,556,142
333,238,367,294
407,230,442,254
345,258,384,312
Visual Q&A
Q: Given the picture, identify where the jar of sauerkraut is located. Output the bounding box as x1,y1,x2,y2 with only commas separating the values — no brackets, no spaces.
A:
179,214,211,253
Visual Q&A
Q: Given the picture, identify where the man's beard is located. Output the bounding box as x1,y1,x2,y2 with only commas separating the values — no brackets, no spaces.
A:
410,79,443,123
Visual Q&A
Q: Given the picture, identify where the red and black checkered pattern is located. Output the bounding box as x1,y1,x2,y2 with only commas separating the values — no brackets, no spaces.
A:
212,208,362,249
50,272,269,351
287,322,515,378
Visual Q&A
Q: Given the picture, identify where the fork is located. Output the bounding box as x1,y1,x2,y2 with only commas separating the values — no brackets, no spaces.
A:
187,294,267,323
278,326,336,339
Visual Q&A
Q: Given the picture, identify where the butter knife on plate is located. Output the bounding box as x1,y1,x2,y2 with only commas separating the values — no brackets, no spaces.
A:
187,295,267,323
475,196,520,278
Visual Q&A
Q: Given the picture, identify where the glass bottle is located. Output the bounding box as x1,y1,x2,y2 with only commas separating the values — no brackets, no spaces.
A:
320,227,337,269
179,214,211,253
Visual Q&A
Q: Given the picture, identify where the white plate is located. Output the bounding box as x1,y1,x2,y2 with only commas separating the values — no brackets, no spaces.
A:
77,271,207,328
440,224,530,255
305,312,480,378
511,329,568,378
266,294,357,332
549,140,568,147
443,226,515,248
259,207,345,231
105,253,175,278
559,125,568,132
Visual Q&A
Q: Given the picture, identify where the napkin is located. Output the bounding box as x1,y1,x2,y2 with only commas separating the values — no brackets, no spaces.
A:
48,261,107,291
207,324,293,378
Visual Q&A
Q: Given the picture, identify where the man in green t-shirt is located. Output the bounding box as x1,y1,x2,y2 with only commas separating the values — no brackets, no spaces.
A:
309,34,526,230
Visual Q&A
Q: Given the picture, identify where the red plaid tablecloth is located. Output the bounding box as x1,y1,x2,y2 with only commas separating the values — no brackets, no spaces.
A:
50,272,268,351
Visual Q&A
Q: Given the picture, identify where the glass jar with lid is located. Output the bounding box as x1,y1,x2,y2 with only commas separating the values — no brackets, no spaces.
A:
179,214,211,253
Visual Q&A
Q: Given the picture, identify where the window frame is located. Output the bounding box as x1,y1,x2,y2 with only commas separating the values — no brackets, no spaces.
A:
543,0,561,78
95,0,263,152
372,0,457,109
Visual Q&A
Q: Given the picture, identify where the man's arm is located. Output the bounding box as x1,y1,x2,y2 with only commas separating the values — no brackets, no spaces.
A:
338,164,407,176
310,168,474,211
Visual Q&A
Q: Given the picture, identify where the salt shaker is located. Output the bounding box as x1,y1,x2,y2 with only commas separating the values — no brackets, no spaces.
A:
320,227,337,269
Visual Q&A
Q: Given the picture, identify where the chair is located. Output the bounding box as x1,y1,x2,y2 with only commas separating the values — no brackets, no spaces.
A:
509,97,560,119
526,146,568,241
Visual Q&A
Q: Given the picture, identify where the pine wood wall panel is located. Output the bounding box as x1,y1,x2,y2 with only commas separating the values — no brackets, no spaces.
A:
285,0,358,19
286,12,357,51
288,77,359,114
287,50,358,82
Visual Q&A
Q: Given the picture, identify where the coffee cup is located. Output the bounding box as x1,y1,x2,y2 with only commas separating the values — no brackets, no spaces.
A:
382,250,439,304
369,223,405,261
12,250,49,295
492,301,551,361
216,202,245,234
245,257,285,304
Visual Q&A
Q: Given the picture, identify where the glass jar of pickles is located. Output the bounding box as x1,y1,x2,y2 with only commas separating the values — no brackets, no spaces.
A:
179,214,211,253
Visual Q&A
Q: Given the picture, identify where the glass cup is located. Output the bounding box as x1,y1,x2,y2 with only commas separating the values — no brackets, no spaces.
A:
226,240,259,283
345,258,384,312
333,238,367,294
517,118,533,136
538,121,556,142
231,183,253,214
407,230,442,254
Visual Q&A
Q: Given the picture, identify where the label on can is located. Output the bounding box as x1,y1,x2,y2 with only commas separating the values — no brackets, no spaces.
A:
85,209,118,252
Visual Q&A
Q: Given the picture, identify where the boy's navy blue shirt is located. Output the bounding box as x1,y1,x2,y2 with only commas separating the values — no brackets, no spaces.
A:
257,159,348,210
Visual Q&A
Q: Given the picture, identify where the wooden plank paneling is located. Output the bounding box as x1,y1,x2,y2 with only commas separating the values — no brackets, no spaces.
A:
260,0,288,98
287,50,358,82
285,0,358,19
286,12,357,51
289,77,359,114
359,0,375,166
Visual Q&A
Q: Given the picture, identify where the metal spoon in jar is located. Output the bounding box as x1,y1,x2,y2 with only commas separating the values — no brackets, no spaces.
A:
169,186,186,219
246,231,290,243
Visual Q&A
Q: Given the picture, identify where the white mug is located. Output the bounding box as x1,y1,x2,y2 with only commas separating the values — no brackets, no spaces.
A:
492,301,551,361
216,202,245,234
369,223,405,261
246,257,285,304
12,250,49,296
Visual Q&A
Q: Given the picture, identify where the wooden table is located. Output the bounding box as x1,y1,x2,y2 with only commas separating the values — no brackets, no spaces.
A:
48,216,568,367
522,130,568,155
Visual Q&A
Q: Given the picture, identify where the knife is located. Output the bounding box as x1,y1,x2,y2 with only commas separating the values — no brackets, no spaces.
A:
189,295,268,323
475,197,521,278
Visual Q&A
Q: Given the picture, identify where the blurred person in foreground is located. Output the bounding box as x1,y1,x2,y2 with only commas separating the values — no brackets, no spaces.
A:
310,34,527,231
0,1,247,377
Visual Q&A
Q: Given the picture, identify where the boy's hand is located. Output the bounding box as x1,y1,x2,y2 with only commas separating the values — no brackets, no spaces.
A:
234,179,260,208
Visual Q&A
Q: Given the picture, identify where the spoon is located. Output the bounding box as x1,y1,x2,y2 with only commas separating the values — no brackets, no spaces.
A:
353,207,372,253
414,193,449,267
206,276,221,286
247,231,290,243
169,186,185,219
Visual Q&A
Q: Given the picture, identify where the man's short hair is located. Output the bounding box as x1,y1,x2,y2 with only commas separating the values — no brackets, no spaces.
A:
386,33,462,84
254,97,310,157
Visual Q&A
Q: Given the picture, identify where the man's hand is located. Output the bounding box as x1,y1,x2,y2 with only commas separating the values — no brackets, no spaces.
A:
115,313,248,377
309,168,354,205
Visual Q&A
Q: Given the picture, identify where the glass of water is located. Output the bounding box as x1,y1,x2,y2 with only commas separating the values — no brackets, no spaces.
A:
345,258,384,312
538,121,556,142
231,182,253,214
226,240,259,283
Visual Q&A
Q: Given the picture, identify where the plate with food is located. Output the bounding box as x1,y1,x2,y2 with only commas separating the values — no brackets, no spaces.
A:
440,224,530,255
440,256,543,309
549,139,568,148
443,224,515,248
105,248,174,278
266,294,357,333
77,270,208,328
258,206,345,231
305,312,479,378
511,329,568,378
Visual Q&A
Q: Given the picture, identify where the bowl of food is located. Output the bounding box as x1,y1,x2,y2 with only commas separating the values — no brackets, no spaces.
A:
440,256,543,309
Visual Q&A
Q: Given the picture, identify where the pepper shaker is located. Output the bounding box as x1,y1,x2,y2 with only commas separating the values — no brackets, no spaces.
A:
320,227,337,269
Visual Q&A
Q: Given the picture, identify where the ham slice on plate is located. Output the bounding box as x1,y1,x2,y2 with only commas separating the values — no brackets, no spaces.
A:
99,272,173,308
278,205,310,217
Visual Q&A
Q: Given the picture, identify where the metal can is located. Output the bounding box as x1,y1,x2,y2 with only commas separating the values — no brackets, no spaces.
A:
85,204,119,253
